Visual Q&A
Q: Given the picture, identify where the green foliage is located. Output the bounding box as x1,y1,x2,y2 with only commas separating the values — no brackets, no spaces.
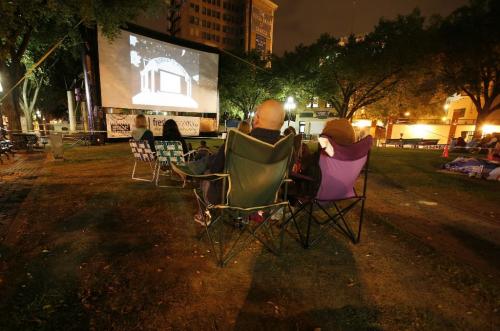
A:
434,0,500,125
269,9,437,120
269,43,323,107
219,51,271,119
0,0,162,129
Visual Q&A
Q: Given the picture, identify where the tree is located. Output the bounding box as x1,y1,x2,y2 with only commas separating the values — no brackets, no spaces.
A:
434,0,500,133
270,44,322,107
219,51,271,119
0,0,161,132
318,10,431,119
317,35,400,119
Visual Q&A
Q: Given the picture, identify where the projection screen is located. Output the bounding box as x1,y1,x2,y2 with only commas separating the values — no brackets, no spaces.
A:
98,29,219,114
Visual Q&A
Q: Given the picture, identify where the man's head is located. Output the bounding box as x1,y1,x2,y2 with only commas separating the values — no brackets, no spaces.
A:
252,100,285,131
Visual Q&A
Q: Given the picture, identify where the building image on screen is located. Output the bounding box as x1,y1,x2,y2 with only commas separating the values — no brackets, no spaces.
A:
98,29,219,114
129,35,199,108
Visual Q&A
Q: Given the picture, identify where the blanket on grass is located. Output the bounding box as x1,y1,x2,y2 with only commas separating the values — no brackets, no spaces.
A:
443,157,499,181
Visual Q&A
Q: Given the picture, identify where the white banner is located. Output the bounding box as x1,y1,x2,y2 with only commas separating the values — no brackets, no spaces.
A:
106,114,135,138
106,114,201,138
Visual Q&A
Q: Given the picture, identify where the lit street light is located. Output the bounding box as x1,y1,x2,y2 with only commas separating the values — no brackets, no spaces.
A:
284,96,296,126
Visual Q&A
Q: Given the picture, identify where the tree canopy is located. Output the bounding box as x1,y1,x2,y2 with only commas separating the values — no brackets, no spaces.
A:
219,51,271,120
433,0,500,126
0,0,162,131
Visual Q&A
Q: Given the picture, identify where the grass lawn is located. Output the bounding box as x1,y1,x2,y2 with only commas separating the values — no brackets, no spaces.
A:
0,143,498,330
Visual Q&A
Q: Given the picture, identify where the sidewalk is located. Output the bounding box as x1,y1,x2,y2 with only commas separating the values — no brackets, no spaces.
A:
0,153,46,240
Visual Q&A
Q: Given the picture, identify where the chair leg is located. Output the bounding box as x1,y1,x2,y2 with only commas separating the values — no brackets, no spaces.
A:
131,160,137,179
155,162,160,186
356,198,366,243
218,209,225,267
304,202,314,248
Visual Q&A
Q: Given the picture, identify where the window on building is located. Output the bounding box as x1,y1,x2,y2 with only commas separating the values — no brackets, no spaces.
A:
255,34,267,53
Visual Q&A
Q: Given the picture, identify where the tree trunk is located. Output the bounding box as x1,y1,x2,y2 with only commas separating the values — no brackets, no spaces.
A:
3,91,22,133
474,108,490,137
1,65,23,135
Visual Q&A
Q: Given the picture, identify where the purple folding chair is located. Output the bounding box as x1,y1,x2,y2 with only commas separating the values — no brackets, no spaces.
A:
287,135,373,247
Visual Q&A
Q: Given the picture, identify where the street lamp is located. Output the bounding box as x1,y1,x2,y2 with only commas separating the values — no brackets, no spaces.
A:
284,96,296,126
404,111,410,117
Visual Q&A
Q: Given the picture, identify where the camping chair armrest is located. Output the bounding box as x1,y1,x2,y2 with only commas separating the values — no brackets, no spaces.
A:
290,171,314,182
183,150,197,162
171,162,229,180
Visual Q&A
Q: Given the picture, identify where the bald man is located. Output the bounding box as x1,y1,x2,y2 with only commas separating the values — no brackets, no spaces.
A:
209,99,285,173
202,99,285,204
251,99,286,138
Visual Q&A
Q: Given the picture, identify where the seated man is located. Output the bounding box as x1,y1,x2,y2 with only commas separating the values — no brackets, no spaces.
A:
197,100,285,215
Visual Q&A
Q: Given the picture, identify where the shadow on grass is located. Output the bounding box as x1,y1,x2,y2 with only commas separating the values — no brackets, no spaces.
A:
443,224,500,274
233,224,381,330
0,186,164,330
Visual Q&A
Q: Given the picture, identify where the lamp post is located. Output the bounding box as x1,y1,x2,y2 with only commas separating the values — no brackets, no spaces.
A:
284,96,296,127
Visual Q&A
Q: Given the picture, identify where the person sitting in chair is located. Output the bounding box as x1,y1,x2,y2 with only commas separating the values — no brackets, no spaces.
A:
237,120,251,135
193,100,285,224
208,99,285,175
195,140,211,160
162,119,189,154
131,114,156,152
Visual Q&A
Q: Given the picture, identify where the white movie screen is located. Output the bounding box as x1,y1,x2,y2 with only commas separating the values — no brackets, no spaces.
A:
98,29,219,113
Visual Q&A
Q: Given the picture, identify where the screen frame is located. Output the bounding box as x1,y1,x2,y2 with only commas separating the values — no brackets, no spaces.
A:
95,23,221,113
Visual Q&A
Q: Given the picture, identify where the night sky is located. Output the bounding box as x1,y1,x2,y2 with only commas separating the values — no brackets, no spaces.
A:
272,0,468,54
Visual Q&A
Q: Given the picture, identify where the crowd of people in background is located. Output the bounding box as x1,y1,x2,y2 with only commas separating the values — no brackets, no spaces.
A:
450,133,500,160
129,100,500,196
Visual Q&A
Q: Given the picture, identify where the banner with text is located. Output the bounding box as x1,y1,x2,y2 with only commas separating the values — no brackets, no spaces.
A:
106,114,201,138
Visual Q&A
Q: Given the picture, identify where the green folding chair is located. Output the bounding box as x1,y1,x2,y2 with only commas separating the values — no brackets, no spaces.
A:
154,141,196,187
172,130,295,267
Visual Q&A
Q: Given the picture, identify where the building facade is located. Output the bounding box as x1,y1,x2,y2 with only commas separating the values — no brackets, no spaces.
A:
136,0,277,53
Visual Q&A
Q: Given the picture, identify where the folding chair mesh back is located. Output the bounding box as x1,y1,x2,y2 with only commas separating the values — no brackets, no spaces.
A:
129,140,157,182
315,137,372,201
130,140,155,162
288,135,373,246
154,141,186,166
224,131,294,209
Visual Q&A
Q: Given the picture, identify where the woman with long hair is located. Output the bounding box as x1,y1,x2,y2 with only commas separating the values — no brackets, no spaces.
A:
131,114,156,152
162,119,189,153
